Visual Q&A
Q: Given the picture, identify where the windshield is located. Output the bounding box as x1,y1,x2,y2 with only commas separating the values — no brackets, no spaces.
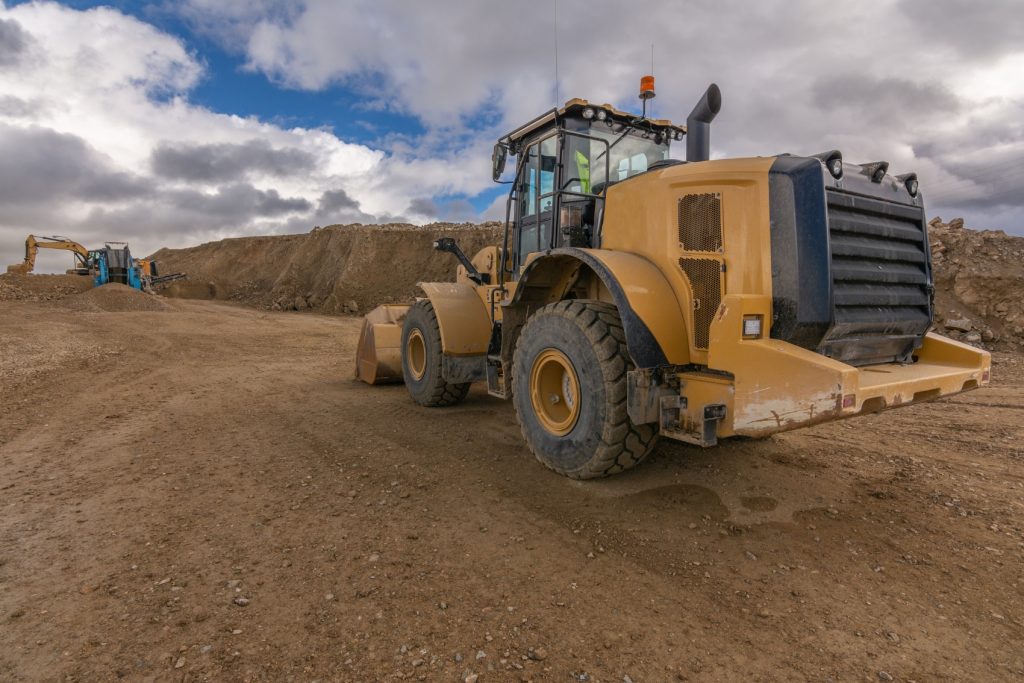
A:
587,128,670,191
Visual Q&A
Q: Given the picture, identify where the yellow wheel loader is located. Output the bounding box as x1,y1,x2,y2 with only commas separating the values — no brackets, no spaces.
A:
357,79,990,479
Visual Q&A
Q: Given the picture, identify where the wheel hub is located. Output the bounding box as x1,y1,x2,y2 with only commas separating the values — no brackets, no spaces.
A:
529,348,581,436
406,328,427,380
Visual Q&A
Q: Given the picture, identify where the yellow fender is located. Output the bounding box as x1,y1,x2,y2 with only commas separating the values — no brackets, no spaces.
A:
418,282,491,356
515,248,691,368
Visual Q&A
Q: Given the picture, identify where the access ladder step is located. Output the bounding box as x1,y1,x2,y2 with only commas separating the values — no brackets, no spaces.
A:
485,355,508,399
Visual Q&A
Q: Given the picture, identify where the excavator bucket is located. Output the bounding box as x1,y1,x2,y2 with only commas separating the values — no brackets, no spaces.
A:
355,304,411,385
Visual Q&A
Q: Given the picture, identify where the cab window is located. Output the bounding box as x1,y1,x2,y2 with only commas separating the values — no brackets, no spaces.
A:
520,144,537,218
518,143,538,260
538,137,557,249
616,152,648,180
539,136,556,213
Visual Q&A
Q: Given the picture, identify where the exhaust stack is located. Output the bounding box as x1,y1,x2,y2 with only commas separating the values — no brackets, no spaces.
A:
686,83,722,162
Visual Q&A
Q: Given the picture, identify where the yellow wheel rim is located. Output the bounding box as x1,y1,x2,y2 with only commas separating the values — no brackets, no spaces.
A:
529,348,581,436
407,328,427,380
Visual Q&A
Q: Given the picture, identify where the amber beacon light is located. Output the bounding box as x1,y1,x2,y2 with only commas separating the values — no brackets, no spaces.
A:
639,75,656,100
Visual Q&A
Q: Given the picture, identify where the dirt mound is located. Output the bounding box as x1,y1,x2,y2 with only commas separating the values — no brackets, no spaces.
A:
928,217,1024,351
60,283,171,312
0,273,93,302
149,218,1024,350
151,222,503,314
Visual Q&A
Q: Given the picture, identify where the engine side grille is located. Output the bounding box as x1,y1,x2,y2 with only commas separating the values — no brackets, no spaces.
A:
821,190,932,365
678,193,723,252
678,257,722,349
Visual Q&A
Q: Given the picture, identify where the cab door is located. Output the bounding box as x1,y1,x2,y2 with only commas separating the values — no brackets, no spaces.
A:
513,136,558,274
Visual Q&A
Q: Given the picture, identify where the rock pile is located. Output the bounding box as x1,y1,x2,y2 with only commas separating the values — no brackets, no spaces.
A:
928,217,1024,351
0,273,93,302
59,283,172,313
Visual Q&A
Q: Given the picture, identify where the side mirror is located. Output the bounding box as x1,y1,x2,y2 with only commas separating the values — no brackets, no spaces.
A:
491,143,508,182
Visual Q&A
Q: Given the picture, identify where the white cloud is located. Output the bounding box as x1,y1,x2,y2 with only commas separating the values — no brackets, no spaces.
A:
2,0,1023,274
184,0,1024,234
0,2,445,269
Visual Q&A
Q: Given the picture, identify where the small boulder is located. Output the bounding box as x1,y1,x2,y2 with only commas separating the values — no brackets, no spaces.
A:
945,318,972,333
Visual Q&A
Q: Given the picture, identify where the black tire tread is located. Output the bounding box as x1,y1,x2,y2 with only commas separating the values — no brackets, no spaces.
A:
404,300,470,407
514,299,658,479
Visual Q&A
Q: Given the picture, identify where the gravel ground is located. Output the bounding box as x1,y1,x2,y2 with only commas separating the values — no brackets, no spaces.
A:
1,299,1022,682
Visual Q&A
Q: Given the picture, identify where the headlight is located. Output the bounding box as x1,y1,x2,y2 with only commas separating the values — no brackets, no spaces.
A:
596,109,607,121
582,107,595,120
898,172,919,197
742,314,763,339
866,161,889,183
813,150,843,179
829,157,843,179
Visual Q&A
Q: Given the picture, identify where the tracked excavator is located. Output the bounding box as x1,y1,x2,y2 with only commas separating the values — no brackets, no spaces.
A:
6,235,91,276
356,77,990,479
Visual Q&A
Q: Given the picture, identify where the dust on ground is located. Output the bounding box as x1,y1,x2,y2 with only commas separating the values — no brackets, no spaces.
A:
1,297,1022,682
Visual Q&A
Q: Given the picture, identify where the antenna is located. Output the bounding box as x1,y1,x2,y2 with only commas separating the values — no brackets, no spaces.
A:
650,43,654,118
639,44,656,119
553,0,559,106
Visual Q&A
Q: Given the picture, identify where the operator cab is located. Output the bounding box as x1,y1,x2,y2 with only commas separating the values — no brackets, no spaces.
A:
492,98,685,276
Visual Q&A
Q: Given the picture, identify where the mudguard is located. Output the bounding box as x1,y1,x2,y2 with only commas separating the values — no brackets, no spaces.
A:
417,282,491,356
514,248,690,368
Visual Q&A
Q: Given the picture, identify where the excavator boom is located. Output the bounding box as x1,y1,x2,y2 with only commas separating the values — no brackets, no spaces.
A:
6,235,91,275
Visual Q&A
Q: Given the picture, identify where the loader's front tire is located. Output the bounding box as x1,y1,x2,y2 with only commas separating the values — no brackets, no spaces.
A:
401,300,470,407
512,300,658,479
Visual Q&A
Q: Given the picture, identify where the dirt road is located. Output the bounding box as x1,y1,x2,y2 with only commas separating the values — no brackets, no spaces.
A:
1,298,1022,682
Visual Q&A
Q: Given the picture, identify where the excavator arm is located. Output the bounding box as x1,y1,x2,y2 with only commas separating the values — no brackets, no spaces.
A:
6,235,91,275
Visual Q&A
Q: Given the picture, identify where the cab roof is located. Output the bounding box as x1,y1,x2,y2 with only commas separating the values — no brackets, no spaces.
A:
501,98,686,147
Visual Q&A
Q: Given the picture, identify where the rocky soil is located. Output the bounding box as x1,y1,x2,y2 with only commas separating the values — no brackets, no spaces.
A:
1,298,1022,682
929,217,1024,351
0,273,93,302
0,216,1021,681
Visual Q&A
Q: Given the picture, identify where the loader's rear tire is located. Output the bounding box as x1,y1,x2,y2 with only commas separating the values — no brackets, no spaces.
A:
512,300,658,479
401,299,470,407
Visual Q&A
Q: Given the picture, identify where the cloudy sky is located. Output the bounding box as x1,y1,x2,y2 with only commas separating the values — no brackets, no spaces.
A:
1,0,1022,271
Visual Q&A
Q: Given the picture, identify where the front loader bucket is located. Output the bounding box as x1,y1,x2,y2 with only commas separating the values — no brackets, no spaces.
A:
355,304,411,385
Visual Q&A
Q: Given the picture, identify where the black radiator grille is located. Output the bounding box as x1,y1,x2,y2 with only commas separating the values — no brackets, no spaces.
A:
821,190,932,365
678,257,722,349
678,193,723,252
